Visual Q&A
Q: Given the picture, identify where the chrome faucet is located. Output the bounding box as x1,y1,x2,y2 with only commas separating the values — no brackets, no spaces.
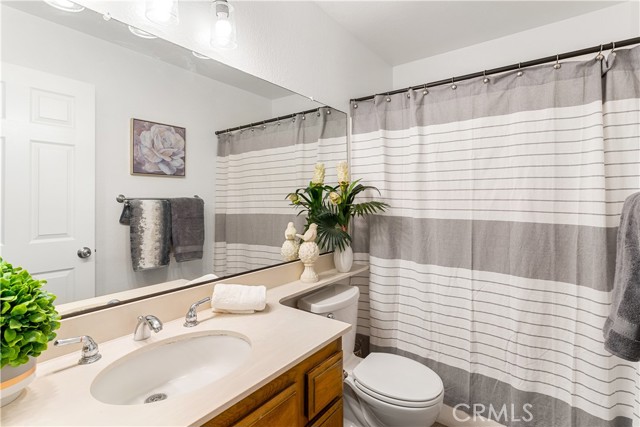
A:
184,297,211,327
54,335,102,365
133,315,163,341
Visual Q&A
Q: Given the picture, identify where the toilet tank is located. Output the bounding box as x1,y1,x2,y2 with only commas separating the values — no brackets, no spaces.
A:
297,284,360,356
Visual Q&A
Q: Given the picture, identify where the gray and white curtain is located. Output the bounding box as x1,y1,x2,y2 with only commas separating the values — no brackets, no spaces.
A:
350,46,640,426
214,108,346,276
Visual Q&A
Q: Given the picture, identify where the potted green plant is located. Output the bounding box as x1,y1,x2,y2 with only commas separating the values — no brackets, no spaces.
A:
287,161,388,272
320,161,388,272
0,258,60,406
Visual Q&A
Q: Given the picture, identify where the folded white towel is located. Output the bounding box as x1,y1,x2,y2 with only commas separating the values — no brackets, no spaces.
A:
186,273,219,286
212,284,266,314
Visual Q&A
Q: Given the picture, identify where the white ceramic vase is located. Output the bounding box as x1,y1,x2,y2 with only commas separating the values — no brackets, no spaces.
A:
334,245,354,273
298,241,320,283
0,357,36,407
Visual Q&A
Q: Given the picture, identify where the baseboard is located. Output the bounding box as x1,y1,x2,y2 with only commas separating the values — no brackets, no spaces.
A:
437,404,507,427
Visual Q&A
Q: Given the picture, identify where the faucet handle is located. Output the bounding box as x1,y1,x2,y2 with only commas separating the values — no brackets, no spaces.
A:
54,335,101,365
184,297,211,328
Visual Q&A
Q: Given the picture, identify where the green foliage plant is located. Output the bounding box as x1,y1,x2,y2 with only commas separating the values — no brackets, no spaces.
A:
1,258,60,368
287,162,389,251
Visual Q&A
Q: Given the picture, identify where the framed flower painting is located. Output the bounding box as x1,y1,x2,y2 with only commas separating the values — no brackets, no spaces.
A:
131,118,186,177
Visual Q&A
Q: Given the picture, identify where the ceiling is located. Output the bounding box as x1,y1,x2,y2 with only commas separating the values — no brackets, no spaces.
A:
316,1,623,66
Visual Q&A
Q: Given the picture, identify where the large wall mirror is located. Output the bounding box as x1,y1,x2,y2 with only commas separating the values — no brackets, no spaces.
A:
0,1,347,316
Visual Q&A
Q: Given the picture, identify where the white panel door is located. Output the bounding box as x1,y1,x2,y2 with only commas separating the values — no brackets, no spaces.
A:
0,63,95,303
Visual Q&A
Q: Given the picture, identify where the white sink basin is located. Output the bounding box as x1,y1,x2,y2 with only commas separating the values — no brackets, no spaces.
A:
90,332,251,405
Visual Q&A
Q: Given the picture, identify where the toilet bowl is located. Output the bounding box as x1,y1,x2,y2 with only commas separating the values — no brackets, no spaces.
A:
298,284,444,427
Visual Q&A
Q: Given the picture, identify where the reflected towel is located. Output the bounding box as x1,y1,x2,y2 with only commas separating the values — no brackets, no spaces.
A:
129,199,171,272
170,197,205,262
603,192,640,361
211,284,266,314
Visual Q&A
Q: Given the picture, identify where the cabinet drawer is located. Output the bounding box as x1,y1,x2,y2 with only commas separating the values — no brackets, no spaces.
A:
309,399,343,427
236,383,298,427
306,351,343,419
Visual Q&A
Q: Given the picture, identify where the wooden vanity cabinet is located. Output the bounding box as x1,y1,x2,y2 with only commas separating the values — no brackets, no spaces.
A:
202,339,343,427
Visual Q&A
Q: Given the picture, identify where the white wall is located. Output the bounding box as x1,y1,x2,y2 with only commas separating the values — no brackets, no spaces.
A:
270,94,323,118
75,0,392,112
1,6,274,296
393,1,640,89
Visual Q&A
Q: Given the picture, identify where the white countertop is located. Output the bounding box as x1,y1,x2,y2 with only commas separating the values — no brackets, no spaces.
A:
1,265,368,427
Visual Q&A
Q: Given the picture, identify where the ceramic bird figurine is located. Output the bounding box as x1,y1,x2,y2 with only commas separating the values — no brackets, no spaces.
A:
281,222,300,262
284,222,297,240
296,223,318,242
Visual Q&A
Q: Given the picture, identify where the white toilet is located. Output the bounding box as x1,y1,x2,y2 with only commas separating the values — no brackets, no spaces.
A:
298,284,444,427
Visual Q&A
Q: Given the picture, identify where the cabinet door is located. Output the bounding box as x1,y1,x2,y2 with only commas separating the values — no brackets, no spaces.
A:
306,351,343,419
236,383,299,427
309,399,343,427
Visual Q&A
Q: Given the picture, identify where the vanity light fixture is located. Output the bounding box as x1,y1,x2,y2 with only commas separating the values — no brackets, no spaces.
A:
145,0,179,25
43,0,85,13
128,25,158,39
210,0,237,50
192,51,211,60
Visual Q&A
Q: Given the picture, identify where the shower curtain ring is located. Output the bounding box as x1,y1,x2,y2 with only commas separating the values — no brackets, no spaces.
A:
422,84,428,95
553,54,561,70
610,41,616,56
262,120,266,129
483,70,490,84
385,93,391,102
451,77,457,90
517,63,524,77
595,44,604,61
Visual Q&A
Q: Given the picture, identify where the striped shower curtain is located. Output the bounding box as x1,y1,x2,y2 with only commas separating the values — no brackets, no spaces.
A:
214,108,346,276
350,46,640,426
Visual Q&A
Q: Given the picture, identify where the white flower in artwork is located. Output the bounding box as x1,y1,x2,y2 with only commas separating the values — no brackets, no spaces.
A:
311,162,325,185
135,124,185,175
337,160,349,184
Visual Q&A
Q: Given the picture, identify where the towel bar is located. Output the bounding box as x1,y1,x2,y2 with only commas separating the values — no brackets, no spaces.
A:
116,194,200,204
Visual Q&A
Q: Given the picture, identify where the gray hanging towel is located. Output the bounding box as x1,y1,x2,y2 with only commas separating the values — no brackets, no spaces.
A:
603,192,640,361
129,199,171,272
170,197,205,262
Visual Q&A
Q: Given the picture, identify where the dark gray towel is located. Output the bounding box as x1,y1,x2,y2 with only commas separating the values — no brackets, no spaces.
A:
170,197,205,262
129,199,171,272
603,192,640,361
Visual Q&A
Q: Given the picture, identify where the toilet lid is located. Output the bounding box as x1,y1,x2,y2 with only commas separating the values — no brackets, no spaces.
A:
353,353,443,405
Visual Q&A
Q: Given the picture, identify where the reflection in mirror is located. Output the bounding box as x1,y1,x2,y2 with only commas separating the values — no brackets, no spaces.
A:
0,2,347,315
214,108,345,277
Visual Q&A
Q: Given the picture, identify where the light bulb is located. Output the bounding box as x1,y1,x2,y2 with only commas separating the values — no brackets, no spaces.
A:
210,0,237,49
145,0,179,25
215,19,233,45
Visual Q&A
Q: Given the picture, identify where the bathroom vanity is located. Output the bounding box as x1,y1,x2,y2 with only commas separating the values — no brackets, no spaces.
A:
205,339,343,427
0,256,367,426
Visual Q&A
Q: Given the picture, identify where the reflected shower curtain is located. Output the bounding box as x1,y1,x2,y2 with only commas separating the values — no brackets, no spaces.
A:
214,108,346,276
350,46,640,426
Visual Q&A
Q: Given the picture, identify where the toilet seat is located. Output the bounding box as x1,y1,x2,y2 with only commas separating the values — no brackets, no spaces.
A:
352,353,444,409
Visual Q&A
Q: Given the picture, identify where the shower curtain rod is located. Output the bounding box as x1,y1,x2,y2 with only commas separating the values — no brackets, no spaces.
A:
350,36,640,103
215,106,331,136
